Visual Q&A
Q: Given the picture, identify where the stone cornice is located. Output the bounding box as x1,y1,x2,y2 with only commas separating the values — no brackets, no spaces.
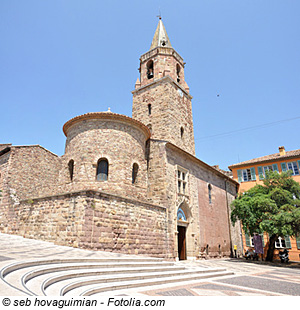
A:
19,189,166,212
63,112,151,139
140,47,184,66
132,75,192,100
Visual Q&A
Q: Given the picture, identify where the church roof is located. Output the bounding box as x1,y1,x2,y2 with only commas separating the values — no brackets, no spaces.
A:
150,18,172,50
63,112,151,139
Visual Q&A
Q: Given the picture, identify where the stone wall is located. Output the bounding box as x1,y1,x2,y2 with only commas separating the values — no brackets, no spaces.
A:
0,149,11,222
197,178,232,258
0,190,170,258
146,140,168,206
80,191,169,258
165,143,240,259
132,77,195,155
165,146,202,259
1,146,61,204
60,114,149,201
225,181,243,258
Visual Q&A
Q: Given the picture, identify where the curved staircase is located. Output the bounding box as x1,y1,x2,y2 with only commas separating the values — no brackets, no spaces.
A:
1,258,234,296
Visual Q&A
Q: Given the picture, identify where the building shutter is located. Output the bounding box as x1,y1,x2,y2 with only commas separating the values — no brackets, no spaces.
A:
250,167,256,181
245,234,251,247
257,166,264,180
285,236,292,249
281,163,287,172
237,169,242,182
296,236,300,250
298,161,300,172
272,164,279,172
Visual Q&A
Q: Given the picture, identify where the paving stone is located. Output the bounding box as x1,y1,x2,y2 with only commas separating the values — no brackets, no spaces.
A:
217,275,300,296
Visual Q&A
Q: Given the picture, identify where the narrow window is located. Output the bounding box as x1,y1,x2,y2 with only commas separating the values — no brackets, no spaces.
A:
180,126,184,139
146,60,154,79
148,104,152,115
132,163,139,184
208,184,212,204
176,64,181,82
96,158,109,181
68,160,74,181
177,168,188,195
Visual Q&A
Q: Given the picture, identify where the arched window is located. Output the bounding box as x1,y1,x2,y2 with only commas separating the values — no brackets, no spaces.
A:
208,184,212,204
146,60,154,79
132,163,139,184
96,158,109,181
68,160,74,181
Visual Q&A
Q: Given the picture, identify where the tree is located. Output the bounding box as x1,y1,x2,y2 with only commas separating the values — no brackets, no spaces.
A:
231,170,300,261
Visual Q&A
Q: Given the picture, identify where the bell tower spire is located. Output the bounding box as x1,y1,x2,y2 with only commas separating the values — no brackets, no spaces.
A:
150,17,172,49
132,19,195,155
135,18,189,91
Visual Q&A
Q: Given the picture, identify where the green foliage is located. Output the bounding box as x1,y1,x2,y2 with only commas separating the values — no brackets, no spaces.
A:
231,171,300,238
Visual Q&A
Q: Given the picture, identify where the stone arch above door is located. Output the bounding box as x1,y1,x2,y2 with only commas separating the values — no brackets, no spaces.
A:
177,199,192,225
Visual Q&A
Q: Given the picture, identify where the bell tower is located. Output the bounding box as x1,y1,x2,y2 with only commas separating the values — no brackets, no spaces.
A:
132,18,195,155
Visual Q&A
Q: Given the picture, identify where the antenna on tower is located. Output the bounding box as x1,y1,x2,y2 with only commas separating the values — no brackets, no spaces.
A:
157,7,162,19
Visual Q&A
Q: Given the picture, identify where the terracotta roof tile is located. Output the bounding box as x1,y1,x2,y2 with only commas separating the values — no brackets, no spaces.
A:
229,149,300,169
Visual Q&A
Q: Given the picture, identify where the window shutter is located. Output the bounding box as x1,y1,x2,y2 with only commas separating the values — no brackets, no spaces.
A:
285,236,292,249
298,161,300,171
296,236,300,250
281,163,287,172
272,164,279,172
250,167,256,181
237,170,242,182
245,234,251,247
257,166,264,180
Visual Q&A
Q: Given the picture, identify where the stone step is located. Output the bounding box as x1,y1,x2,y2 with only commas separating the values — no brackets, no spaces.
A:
1,258,170,296
69,270,234,296
28,266,186,296
2,257,164,277
61,268,229,296
1,257,234,296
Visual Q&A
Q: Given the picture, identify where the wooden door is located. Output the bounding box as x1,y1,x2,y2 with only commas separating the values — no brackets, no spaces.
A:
177,226,186,260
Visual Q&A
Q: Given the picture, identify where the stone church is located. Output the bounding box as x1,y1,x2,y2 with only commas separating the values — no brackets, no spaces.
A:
0,19,242,260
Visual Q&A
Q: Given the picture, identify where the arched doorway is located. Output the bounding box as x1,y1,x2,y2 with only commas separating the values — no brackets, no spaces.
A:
177,207,188,260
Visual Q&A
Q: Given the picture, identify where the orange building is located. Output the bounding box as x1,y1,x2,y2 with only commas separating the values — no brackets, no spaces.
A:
229,146,300,262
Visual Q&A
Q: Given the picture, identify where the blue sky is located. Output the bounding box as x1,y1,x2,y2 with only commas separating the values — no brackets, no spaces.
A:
1,0,299,171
